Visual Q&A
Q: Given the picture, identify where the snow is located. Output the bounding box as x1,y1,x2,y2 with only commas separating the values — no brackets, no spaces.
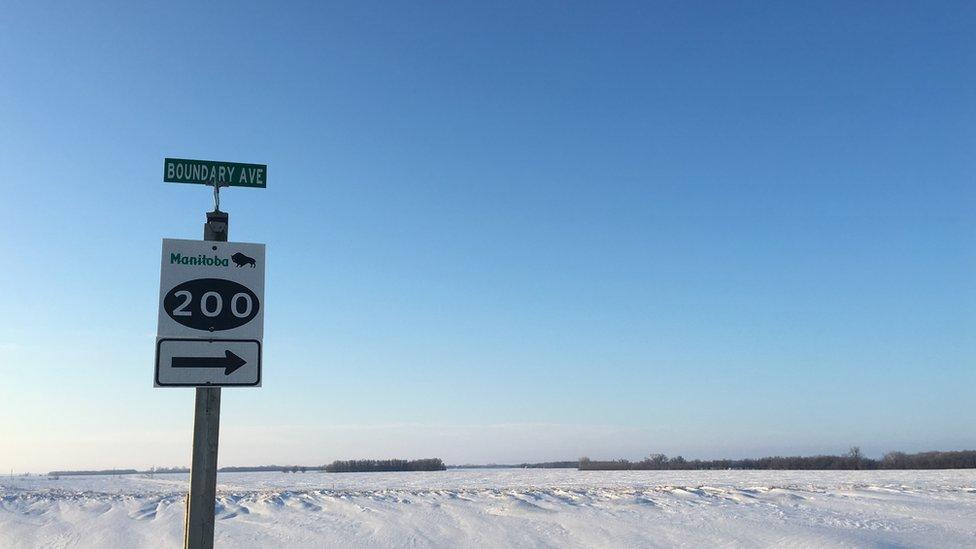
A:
2,469,975,547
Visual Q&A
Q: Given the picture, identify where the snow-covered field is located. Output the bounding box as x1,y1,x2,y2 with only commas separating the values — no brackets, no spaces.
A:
2,469,975,548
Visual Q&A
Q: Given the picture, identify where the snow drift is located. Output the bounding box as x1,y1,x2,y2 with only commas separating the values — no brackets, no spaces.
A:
2,469,975,547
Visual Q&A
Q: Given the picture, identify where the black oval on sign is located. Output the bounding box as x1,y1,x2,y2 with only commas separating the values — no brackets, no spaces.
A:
164,278,260,331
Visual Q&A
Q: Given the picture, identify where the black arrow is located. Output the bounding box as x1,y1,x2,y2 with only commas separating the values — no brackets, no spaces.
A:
171,350,247,375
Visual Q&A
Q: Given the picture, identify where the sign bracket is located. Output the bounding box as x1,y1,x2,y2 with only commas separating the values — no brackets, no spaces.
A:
211,181,230,213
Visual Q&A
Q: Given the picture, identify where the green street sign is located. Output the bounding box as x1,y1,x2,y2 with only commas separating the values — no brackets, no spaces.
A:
164,158,267,188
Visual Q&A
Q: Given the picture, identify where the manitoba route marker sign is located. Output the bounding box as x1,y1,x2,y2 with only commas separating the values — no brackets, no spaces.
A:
155,238,265,387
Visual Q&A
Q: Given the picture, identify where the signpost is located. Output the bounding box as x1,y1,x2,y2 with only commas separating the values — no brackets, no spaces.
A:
158,158,267,549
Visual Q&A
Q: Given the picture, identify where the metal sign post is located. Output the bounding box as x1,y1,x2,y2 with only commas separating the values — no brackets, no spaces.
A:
157,158,268,549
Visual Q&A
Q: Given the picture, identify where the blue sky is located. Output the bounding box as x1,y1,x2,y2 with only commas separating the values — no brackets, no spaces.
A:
1,2,973,472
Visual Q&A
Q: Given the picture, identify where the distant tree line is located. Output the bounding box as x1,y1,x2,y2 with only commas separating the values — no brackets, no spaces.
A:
48,469,139,476
519,461,579,469
152,466,190,474
219,465,325,473
48,449,976,477
324,458,446,473
47,465,328,476
450,461,578,469
579,448,976,471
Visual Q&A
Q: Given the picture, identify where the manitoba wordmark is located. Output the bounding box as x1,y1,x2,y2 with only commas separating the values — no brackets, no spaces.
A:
170,253,230,267
163,158,267,188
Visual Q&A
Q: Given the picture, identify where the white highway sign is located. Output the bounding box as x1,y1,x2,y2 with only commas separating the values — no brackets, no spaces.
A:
156,238,265,387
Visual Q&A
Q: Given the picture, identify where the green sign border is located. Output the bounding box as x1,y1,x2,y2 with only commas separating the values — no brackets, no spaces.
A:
163,158,267,188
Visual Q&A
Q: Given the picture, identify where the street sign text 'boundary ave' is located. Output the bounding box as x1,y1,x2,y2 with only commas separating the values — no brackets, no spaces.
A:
164,158,267,188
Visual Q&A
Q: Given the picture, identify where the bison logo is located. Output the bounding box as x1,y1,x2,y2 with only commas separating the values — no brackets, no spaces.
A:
231,252,256,268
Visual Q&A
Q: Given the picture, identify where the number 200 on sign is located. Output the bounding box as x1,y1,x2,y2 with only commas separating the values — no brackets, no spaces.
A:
163,278,260,331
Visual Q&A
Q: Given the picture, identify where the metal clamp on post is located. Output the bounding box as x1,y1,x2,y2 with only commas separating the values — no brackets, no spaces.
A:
206,176,229,240
211,181,230,213
205,210,229,242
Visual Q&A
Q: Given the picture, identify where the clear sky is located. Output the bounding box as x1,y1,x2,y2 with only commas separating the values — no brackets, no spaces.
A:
1,2,973,473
